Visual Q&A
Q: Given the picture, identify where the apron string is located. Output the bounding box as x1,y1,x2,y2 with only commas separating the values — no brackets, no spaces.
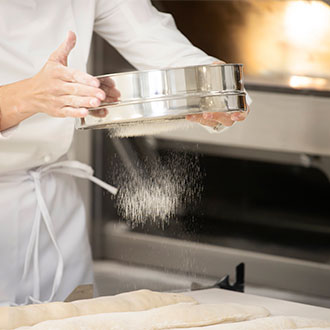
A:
21,208,41,304
17,160,117,305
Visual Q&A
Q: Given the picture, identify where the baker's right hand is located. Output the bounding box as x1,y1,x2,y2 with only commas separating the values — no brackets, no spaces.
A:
25,31,107,118
0,31,122,131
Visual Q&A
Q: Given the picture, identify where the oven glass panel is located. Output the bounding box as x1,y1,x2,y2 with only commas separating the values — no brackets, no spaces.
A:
98,137,330,264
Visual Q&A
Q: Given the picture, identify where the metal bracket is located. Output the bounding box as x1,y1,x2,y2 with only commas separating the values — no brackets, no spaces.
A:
191,263,245,293
217,263,245,293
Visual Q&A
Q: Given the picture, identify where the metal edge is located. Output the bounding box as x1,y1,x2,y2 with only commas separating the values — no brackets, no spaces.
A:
89,91,247,110
75,94,247,130
96,63,243,79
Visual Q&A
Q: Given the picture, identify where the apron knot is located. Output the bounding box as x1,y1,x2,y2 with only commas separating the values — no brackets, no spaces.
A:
28,168,41,182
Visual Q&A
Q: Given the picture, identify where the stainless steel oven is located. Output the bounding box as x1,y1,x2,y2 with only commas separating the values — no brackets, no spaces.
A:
88,0,330,307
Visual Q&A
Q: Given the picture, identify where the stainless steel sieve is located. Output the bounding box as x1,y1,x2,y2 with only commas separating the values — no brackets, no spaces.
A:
75,63,248,135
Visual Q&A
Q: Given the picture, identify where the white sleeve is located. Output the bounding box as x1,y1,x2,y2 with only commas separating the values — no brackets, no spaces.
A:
246,90,252,106
0,125,18,139
0,87,19,139
94,0,249,135
94,0,218,70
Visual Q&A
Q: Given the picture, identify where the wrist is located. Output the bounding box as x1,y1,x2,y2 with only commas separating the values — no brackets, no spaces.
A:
0,85,8,131
15,78,38,117
0,79,36,131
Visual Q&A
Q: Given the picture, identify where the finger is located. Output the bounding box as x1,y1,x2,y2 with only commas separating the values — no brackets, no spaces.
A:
202,112,234,126
99,77,121,101
186,114,206,122
186,114,218,127
104,96,119,104
101,83,121,98
230,111,248,122
58,107,88,118
89,108,108,118
100,83,120,103
99,77,116,88
186,114,200,121
231,105,250,121
59,67,100,87
195,118,219,127
102,92,120,103
49,31,76,66
62,83,105,100
60,95,101,108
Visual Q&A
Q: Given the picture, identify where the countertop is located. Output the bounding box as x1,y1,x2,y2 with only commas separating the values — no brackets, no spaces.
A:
186,288,330,320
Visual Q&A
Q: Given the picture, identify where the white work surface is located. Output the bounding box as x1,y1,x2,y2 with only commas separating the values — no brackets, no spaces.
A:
182,289,330,327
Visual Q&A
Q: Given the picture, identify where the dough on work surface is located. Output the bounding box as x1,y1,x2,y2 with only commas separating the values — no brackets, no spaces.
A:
15,302,270,330
169,316,330,330
0,289,196,330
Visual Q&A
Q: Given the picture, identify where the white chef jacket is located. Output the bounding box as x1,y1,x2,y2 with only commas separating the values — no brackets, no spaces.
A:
0,0,219,306
0,0,217,174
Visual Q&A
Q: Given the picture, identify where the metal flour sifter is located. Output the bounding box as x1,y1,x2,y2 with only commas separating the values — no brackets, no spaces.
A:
75,63,248,137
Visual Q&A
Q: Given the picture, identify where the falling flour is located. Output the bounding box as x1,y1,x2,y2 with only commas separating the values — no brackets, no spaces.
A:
111,151,203,228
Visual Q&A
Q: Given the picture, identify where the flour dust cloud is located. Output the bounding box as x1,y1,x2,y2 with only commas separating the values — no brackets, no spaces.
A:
111,151,203,228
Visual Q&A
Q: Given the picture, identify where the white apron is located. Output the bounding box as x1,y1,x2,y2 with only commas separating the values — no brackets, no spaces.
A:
0,160,117,306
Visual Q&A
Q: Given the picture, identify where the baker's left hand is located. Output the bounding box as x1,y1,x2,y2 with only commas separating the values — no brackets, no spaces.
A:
186,60,248,130
186,111,248,129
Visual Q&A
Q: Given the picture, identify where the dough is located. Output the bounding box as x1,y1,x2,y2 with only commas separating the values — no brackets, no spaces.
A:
169,316,330,330
293,318,330,329
0,289,196,330
15,302,270,330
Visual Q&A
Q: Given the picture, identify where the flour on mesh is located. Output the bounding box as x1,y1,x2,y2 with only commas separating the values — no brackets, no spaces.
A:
108,119,194,138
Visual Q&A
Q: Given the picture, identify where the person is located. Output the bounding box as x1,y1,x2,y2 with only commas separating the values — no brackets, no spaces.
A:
0,0,248,306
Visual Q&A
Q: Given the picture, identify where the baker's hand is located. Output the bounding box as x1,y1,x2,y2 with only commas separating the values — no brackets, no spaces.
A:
27,31,107,118
0,31,120,131
186,111,247,129
185,60,248,130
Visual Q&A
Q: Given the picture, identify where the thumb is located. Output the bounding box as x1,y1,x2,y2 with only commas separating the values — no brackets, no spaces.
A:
49,31,76,66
